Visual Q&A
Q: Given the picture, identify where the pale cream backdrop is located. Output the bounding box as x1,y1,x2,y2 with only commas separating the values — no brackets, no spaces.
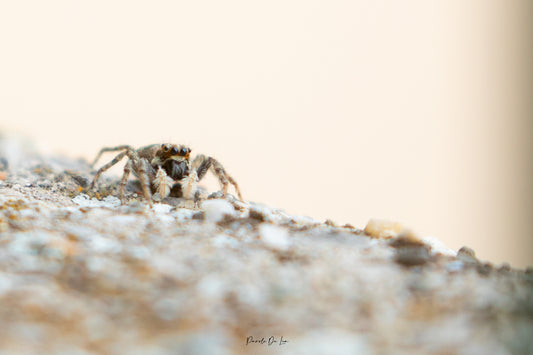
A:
0,1,531,267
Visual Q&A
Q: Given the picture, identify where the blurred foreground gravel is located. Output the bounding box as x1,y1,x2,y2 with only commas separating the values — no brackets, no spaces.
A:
0,135,532,355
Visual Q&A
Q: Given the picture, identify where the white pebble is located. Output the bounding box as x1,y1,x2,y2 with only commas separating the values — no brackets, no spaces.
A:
259,224,290,251
152,203,173,214
422,236,456,256
201,199,235,223
72,194,120,208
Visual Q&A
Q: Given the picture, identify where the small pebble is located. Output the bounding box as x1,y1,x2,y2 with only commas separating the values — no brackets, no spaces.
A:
324,219,338,227
201,199,235,223
497,263,511,273
476,262,493,276
192,211,205,220
152,203,173,214
457,246,478,264
258,224,290,251
364,219,404,239
393,245,431,266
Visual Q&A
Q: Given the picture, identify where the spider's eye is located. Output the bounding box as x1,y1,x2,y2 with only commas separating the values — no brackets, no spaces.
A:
170,147,178,155
162,144,168,151
180,147,188,156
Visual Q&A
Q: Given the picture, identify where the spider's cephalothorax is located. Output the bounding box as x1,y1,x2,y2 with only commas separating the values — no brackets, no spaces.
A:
87,143,243,207
152,143,191,181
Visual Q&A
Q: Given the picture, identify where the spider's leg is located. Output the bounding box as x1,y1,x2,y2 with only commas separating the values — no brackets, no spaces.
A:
119,160,132,204
212,158,243,200
226,174,243,201
191,154,211,181
136,158,153,208
90,145,134,168
192,155,243,201
87,151,127,191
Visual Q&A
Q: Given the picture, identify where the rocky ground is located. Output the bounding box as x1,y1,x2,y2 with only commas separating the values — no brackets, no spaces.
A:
0,135,532,355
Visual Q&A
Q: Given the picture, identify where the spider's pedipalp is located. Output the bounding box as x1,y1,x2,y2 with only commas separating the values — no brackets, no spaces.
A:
180,170,198,200
153,166,174,199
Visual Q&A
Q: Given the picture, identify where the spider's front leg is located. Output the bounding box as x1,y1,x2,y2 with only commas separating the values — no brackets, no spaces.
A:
90,145,133,169
87,150,127,192
119,150,154,208
119,160,132,204
87,145,138,192
135,158,154,208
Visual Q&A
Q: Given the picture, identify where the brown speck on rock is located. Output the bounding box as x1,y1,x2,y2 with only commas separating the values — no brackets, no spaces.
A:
192,211,205,220
389,233,431,267
324,219,338,227
79,206,92,213
477,262,493,276
248,208,265,222
458,246,476,258
216,213,238,226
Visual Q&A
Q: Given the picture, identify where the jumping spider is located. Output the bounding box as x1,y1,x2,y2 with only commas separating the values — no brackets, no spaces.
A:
87,144,243,207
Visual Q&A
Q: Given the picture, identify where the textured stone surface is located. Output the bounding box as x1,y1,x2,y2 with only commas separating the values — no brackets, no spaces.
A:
0,138,532,354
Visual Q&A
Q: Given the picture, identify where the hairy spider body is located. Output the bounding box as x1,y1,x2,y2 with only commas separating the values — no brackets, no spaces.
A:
87,143,243,207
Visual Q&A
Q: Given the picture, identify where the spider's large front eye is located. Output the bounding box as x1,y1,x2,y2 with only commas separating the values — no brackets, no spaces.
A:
170,147,178,155
179,147,188,156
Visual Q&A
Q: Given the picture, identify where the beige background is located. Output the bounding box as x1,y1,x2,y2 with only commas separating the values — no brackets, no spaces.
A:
1,1,531,267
